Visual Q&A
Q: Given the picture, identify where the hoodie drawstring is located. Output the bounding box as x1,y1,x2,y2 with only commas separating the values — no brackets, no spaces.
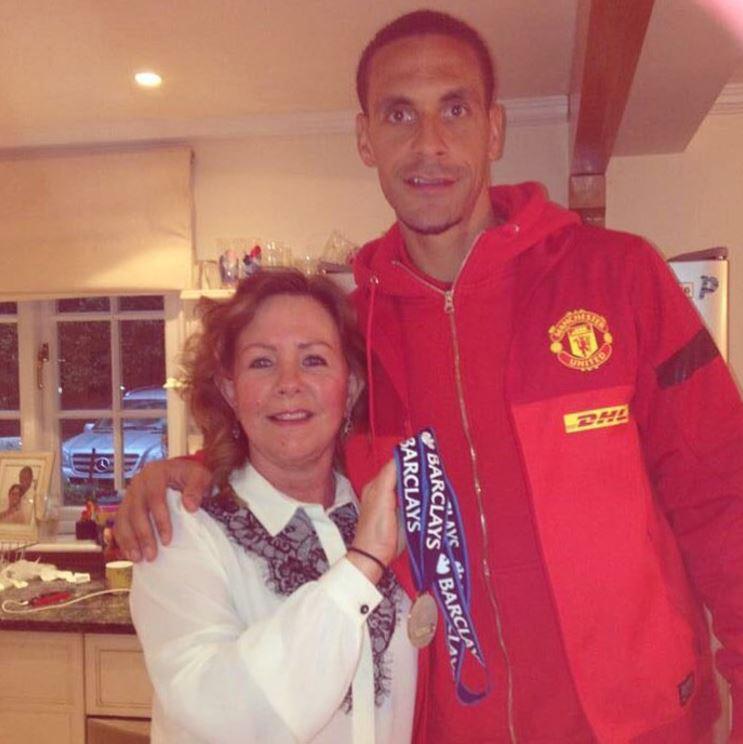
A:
365,276,380,462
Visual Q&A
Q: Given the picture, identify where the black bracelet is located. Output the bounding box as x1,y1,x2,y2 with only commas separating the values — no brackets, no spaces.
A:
347,546,387,574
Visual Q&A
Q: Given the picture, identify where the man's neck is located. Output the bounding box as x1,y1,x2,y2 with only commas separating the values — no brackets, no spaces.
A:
400,203,499,283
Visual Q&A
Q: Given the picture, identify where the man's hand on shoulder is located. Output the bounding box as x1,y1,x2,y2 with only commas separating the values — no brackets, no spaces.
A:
114,458,212,562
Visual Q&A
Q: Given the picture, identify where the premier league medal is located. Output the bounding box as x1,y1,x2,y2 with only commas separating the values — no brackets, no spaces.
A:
407,591,438,648
394,428,490,704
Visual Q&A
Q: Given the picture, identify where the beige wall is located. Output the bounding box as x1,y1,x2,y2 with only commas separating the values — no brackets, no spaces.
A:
193,112,742,386
193,133,392,261
192,120,569,260
607,111,743,387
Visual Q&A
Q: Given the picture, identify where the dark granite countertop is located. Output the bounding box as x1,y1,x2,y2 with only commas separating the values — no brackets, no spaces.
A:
0,578,135,634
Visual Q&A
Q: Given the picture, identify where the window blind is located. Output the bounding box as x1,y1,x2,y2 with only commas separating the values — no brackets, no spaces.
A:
0,146,193,298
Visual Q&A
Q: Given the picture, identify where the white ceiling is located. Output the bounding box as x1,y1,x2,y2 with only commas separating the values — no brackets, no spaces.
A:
0,0,741,153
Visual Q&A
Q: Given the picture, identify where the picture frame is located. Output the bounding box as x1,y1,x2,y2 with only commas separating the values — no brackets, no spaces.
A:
0,452,54,545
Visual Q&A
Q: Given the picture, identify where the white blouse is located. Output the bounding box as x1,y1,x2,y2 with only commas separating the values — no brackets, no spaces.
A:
130,465,416,744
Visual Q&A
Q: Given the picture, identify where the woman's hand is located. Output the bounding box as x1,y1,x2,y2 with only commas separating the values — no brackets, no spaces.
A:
347,460,399,584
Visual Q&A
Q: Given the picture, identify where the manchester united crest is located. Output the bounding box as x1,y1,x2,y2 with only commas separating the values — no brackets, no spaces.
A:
549,309,613,372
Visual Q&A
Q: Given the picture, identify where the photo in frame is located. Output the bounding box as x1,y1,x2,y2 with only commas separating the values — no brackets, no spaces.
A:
0,452,54,545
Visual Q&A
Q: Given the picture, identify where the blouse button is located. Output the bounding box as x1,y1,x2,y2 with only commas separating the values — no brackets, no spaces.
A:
360,604,370,615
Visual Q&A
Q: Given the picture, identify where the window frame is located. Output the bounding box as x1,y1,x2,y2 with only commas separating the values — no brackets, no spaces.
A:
0,305,21,442
0,294,187,535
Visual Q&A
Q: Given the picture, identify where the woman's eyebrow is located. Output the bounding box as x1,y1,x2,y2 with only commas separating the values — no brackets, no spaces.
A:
238,340,333,352
238,342,275,352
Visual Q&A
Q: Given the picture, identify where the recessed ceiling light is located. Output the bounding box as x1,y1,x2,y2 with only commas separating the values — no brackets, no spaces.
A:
134,71,162,88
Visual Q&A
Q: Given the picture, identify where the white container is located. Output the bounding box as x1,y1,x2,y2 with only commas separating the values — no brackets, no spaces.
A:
668,247,729,361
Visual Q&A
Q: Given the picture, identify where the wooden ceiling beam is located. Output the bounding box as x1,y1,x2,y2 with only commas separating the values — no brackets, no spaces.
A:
569,0,655,224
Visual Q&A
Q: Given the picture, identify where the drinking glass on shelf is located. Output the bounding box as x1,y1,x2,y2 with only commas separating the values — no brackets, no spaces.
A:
299,233,325,276
283,245,294,268
264,240,292,269
296,254,318,276
217,238,240,288
197,260,220,289
322,230,356,265
263,240,281,268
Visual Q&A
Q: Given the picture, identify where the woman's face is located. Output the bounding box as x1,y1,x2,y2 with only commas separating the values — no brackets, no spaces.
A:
220,294,358,479
8,485,22,508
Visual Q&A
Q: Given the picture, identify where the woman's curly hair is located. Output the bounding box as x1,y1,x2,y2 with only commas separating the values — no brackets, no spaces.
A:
180,269,366,498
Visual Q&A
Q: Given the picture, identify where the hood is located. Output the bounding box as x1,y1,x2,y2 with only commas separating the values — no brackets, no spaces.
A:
348,182,580,449
352,182,579,298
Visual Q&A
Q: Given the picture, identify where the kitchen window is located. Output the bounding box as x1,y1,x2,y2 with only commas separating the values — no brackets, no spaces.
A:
0,294,186,532
0,302,21,452
51,296,168,507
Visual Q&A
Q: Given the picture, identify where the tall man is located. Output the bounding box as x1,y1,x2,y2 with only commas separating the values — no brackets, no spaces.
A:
18,465,35,500
116,10,743,742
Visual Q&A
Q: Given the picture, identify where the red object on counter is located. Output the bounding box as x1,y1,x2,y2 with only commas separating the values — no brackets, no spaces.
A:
29,591,73,607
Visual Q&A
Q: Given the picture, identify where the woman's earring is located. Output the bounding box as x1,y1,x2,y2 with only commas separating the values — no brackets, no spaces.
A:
232,419,242,440
342,409,353,438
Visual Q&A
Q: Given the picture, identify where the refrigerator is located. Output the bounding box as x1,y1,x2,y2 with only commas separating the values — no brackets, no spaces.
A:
667,246,730,742
668,246,729,361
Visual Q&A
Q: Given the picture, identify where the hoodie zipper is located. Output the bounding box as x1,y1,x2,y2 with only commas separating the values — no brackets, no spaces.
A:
391,252,518,744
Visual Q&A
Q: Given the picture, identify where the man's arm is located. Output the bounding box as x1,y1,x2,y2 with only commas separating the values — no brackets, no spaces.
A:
631,242,743,739
114,458,212,561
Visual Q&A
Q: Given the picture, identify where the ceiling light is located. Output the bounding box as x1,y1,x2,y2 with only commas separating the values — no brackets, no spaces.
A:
134,71,162,88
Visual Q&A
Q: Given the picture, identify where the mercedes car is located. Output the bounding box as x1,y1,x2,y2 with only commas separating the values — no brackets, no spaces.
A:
60,387,167,491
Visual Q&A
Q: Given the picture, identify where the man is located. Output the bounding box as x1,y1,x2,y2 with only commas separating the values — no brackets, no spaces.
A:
18,465,34,499
116,10,743,743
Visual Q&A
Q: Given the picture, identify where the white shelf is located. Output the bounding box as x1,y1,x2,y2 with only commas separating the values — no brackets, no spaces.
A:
180,288,235,300
180,273,356,299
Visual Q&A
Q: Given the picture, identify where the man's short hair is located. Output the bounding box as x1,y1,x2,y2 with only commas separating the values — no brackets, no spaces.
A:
356,9,496,114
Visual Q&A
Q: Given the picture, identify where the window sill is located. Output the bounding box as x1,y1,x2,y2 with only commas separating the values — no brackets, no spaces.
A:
25,535,104,577
30,535,101,553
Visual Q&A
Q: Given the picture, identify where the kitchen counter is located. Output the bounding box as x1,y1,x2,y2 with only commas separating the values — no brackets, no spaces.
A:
1,539,150,741
0,577,134,634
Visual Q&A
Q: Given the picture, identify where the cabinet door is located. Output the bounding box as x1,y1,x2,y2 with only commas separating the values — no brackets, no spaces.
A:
84,633,152,718
0,630,85,744
87,716,150,743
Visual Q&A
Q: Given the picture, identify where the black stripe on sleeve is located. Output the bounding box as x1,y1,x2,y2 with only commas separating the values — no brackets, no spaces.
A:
656,328,720,389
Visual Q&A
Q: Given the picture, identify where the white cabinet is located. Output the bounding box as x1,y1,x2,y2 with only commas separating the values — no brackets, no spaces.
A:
84,634,152,718
0,631,151,744
0,631,85,744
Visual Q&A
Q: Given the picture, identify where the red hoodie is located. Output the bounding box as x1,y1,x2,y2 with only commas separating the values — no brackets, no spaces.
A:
345,183,743,743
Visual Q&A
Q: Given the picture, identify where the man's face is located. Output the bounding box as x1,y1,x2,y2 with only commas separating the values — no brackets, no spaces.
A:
356,34,502,237
19,468,32,493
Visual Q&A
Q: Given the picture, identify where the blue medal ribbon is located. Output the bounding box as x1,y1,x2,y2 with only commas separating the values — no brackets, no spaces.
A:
394,428,489,704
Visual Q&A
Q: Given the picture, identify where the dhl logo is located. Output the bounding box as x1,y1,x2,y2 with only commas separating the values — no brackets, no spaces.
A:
563,404,629,434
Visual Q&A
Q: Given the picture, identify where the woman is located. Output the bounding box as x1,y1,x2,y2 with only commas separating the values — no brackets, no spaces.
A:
0,483,27,524
130,270,416,743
